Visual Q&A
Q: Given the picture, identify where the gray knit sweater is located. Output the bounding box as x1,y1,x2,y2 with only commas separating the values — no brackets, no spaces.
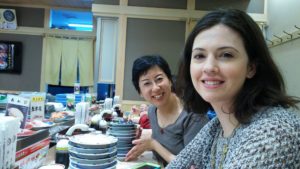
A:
166,106,300,169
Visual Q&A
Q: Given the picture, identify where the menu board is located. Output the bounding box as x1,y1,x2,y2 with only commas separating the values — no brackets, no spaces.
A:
30,94,46,120
5,95,30,129
19,92,46,120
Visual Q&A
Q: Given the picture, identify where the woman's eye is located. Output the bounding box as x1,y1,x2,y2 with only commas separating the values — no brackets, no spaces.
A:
143,82,151,86
221,52,233,58
154,77,163,84
156,77,163,82
193,54,205,60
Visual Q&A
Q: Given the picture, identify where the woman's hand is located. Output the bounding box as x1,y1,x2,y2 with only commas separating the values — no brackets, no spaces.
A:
125,129,153,161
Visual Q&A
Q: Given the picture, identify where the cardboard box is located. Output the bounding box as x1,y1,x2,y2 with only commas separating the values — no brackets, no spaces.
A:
15,137,50,169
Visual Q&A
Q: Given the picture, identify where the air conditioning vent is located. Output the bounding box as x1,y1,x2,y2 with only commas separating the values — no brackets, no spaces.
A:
0,9,17,30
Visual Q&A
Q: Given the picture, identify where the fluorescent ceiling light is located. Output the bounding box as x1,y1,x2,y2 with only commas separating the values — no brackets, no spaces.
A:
68,23,93,28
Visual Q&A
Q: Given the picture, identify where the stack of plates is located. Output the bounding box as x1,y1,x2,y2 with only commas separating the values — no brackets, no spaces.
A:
108,122,137,160
68,133,118,169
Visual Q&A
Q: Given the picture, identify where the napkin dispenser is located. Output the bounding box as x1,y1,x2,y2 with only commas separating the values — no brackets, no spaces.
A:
75,102,90,125
0,116,19,169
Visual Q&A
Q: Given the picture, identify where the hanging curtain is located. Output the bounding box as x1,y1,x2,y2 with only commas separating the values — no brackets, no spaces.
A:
44,37,62,85
77,40,94,86
44,36,94,87
61,39,78,86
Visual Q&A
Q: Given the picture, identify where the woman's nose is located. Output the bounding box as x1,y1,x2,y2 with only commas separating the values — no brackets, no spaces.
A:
152,82,160,91
203,57,218,74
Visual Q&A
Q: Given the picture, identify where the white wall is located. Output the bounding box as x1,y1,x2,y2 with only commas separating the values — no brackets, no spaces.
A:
266,0,300,35
271,40,300,98
267,0,300,100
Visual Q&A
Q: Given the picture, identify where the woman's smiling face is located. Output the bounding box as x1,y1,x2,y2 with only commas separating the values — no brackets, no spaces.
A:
138,66,172,107
190,24,255,109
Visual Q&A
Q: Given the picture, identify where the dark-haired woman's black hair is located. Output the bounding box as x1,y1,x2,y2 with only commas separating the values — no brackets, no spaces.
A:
176,9,299,124
132,55,173,94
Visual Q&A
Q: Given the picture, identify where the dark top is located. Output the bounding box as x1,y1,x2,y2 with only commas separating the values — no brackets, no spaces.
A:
148,105,209,166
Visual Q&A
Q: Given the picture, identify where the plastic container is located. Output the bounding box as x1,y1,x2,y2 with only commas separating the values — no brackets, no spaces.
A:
74,83,80,94
55,139,69,168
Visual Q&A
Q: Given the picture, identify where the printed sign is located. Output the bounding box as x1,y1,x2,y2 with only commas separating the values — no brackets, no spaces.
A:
0,9,17,29
19,92,46,120
5,95,30,129
30,94,45,120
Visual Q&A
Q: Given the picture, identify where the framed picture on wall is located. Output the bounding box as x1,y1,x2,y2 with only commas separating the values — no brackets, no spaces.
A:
0,41,22,74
